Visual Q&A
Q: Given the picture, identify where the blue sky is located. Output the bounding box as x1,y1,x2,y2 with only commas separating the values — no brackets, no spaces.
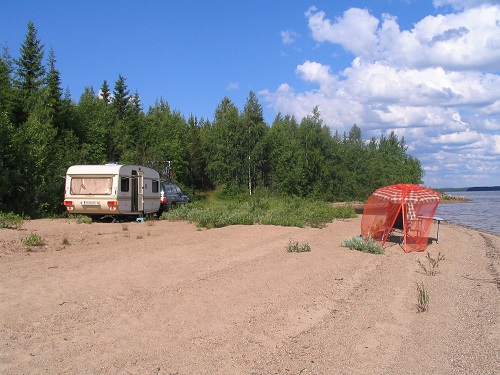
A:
2,0,499,188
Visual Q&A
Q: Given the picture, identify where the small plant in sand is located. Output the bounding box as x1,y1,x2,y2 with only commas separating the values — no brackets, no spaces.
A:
23,232,44,247
417,251,445,276
61,236,70,245
0,212,24,229
75,215,92,224
122,224,128,231
286,240,311,253
342,235,384,254
416,281,429,312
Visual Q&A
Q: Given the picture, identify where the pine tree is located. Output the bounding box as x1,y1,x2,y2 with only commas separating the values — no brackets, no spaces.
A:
112,74,130,120
45,48,64,129
108,74,130,161
100,80,111,104
14,21,46,122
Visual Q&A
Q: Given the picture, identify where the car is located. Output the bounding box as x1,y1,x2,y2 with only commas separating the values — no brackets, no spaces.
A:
159,183,190,213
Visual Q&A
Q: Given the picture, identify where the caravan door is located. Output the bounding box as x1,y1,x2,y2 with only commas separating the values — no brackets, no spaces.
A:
137,171,144,212
130,170,144,213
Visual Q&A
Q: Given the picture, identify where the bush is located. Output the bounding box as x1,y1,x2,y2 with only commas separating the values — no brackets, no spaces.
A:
161,195,357,229
0,212,24,229
342,235,385,254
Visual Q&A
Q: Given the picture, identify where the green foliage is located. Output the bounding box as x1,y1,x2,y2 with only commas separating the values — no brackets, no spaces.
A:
286,240,311,253
417,252,446,276
0,212,24,229
342,235,385,254
416,281,430,312
23,232,44,246
161,195,355,229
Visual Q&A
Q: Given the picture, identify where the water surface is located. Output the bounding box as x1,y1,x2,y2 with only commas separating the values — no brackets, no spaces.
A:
436,190,500,235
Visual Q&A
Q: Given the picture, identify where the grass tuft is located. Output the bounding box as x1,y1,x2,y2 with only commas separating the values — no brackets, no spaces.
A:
0,212,24,229
416,281,430,312
417,252,445,276
75,215,93,224
286,240,312,253
342,235,385,254
23,232,44,247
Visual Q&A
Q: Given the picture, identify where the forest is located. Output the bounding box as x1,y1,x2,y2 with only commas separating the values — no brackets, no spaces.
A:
0,22,424,218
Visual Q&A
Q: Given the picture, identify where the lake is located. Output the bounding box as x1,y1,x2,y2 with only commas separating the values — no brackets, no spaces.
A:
436,190,500,235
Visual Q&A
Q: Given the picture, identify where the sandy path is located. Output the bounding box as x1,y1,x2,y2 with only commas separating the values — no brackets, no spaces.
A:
1,216,498,374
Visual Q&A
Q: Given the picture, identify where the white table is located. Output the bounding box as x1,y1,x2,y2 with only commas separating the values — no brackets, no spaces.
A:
419,216,444,243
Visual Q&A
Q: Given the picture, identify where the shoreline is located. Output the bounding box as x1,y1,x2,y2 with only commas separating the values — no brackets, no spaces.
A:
442,220,500,238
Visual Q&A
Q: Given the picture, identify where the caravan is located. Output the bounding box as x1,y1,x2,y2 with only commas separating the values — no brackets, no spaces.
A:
63,164,161,218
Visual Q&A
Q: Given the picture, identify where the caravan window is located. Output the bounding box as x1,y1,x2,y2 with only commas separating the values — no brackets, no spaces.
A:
152,180,159,193
70,177,112,195
121,177,129,192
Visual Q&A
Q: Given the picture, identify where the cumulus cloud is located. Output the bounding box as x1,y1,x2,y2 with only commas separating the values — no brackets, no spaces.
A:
378,6,500,71
262,4,500,187
306,7,379,58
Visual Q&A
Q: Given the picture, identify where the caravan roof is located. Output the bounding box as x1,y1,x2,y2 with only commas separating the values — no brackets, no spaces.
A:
66,164,159,177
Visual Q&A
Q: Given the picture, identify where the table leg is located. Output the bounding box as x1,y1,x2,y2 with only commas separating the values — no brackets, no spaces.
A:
436,220,441,243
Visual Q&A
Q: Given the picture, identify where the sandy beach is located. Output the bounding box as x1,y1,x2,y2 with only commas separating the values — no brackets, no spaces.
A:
1,215,498,374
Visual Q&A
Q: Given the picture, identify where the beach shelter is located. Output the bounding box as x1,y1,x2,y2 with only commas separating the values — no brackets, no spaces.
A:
361,184,442,252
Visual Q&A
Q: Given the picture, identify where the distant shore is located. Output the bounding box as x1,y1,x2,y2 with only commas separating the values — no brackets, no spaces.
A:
441,193,470,203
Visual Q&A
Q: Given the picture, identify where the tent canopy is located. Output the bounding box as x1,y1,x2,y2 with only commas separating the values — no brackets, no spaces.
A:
361,184,441,252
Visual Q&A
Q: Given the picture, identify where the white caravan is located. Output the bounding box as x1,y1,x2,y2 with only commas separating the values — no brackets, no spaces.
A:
64,164,161,217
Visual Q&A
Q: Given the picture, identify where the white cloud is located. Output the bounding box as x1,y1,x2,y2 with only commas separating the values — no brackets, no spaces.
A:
378,6,500,71
295,61,337,90
306,7,379,58
227,82,239,91
262,4,500,187
281,30,299,45
433,0,500,10
431,130,482,145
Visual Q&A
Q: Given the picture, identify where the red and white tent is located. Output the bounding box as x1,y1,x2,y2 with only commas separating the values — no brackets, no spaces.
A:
361,184,441,252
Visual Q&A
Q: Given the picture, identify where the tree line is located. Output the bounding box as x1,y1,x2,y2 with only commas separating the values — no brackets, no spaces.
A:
0,22,423,218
